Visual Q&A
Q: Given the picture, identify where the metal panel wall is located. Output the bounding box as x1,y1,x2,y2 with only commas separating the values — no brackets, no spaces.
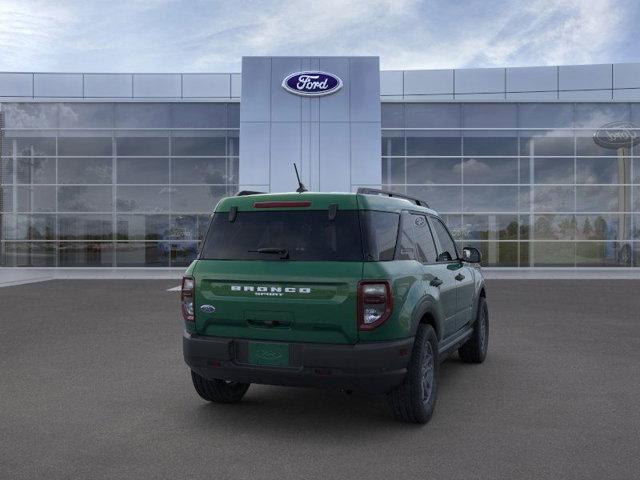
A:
239,56,381,193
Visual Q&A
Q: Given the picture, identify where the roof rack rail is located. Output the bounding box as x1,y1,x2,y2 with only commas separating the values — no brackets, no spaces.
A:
356,187,429,208
236,190,265,196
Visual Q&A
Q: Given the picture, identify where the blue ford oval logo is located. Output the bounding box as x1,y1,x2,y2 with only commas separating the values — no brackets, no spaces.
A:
200,304,216,314
282,71,343,97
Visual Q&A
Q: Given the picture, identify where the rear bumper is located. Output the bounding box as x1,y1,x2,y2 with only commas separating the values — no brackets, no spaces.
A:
183,332,413,394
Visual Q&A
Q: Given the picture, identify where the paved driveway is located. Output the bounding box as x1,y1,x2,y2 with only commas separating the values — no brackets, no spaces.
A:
1,280,639,479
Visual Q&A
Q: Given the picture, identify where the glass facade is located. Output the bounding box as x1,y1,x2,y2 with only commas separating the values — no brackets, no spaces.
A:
0,102,239,267
382,103,640,267
1,100,639,268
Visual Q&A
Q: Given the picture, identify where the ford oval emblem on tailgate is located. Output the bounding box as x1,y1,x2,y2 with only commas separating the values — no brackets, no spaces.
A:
200,304,216,313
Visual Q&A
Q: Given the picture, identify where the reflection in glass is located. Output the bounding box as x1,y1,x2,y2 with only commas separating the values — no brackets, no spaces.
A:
381,130,404,156
58,214,113,240
382,103,404,128
464,241,518,267
58,186,113,212
116,186,171,213
116,136,169,156
532,242,575,266
382,158,405,184
116,242,169,267
576,186,626,212
533,215,576,240
16,157,56,184
406,104,460,128
534,186,574,212
576,157,627,184
534,158,574,184
114,104,170,128
2,242,56,266
171,134,226,156
406,131,461,156
463,136,518,156
59,242,114,267
171,158,227,184
171,186,227,213
461,215,518,240
576,242,631,267
406,158,461,184
171,103,227,128
518,104,573,129
406,186,462,212
171,241,199,267
116,215,170,240
17,186,56,212
58,137,112,156
462,158,517,184
3,103,58,128
575,214,629,241
519,134,574,157
463,186,518,212
58,158,112,184
10,137,56,156
117,158,169,184
58,103,113,128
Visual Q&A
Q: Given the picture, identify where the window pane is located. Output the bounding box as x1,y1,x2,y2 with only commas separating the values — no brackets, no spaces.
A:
363,211,399,261
429,217,458,261
464,186,518,212
2,242,56,267
17,185,56,212
1,186,12,211
576,135,624,156
406,185,461,212
116,186,170,213
518,104,574,129
406,131,461,156
171,158,227,184
116,136,168,156
396,213,416,261
576,157,628,184
533,242,575,266
58,186,113,212
381,130,404,156
9,136,56,156
576,242,631,267
382,103,404,128
520,133,574,156
463,135,518,156
533,215,576,240
3,104,58,128
59,242,114,267
171,185,227,212
16,157,56,184
406,158,461,184
534,186,574,212
576,186,627,212
464,104,517,128
534,158,574,184
406,104,460,128
114,104,170,128
115,242,170,267
117,158,169,184
171,242,199,267
58,158,112,184
575,214,629,241
461,215,518,240
171,134,226,156
58,214,113,240
14,214,55,240
412,214,437,263
58,137,113,156
574,103,630,128
171,103,227,128
464,241,518,267
169,214,199,241
228,104,240,127
227,130,239,157
1,158,12,183
117,214,170,240
382,158,405,184
59,103,113,128
462,157,517,184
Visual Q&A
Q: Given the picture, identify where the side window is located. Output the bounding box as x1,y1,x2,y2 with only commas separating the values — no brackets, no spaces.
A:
430,217,458,262
363,211,400,261
412,214,438,263
397,213,417,260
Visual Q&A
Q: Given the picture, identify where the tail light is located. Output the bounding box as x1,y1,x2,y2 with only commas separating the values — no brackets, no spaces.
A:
181,276,195,322
358,281,393,330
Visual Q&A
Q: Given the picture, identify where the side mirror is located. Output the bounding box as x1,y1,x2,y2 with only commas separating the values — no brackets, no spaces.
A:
462,247,482,264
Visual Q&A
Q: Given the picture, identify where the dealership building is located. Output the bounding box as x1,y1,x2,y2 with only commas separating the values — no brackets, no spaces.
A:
1,56,640,271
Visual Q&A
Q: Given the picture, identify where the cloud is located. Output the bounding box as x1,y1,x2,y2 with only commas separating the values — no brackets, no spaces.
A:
0,0,636,72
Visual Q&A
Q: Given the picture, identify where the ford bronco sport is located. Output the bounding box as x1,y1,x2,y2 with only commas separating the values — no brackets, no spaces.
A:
181,188,488,424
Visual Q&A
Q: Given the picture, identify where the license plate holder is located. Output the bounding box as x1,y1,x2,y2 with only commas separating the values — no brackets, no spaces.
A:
248,342,290,367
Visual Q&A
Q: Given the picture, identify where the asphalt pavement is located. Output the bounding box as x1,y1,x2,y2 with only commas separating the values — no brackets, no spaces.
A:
1,279,639,479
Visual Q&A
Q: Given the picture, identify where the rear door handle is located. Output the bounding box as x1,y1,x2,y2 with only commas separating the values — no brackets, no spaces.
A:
429,277,443,287
455,273,465,281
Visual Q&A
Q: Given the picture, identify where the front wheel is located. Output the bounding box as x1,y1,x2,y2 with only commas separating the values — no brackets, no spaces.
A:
458,296,489,363
387,324,439,424
190,370,250,403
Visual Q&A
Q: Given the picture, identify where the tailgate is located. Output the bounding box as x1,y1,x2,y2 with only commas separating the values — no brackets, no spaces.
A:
194,260,363,344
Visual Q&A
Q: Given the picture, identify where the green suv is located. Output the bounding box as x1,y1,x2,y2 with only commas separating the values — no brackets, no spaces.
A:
181,188,488,423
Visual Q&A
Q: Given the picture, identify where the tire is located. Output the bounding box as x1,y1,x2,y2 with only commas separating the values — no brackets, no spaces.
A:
387,324,438,424
190,370,250,403
458,296,489,364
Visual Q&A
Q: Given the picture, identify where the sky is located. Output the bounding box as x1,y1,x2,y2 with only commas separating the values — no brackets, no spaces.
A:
0,0,638,73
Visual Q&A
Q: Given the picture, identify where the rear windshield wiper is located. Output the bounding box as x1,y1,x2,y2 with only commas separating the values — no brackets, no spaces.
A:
248,247,290,259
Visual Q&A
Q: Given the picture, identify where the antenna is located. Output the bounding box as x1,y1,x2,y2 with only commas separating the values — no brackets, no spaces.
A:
293,163,308,193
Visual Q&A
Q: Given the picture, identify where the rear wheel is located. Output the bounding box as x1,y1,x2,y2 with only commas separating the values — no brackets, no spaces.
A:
387,324,438,424
458,296,489,363
190,370,250,403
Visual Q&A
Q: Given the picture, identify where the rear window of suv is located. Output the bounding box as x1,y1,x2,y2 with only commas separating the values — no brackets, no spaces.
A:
201,210,364,261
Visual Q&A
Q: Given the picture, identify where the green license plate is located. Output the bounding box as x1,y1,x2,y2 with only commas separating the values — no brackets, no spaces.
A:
248,342,290,367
